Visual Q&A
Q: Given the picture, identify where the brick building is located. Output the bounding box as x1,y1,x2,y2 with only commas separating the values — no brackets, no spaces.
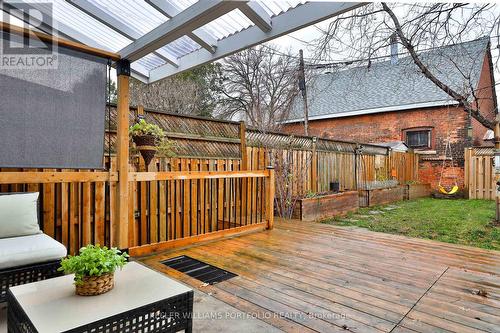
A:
284,38,497,190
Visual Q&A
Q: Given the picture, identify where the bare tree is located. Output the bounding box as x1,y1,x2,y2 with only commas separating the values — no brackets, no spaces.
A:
271,142,313,220
217,45,299,131
129,64,221,117
313,3,500,129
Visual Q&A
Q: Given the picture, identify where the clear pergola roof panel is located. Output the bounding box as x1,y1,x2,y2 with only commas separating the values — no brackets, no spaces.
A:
202,8,254,40
258,1,303,16
1,0,360,82
27,0,131,51
87,0,200,58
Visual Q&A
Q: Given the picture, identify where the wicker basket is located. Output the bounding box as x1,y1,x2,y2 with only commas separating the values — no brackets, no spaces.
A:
75,273,114,296
133,134,157,169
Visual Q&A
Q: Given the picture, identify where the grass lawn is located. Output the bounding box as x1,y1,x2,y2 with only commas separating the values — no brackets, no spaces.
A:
323,198,500,251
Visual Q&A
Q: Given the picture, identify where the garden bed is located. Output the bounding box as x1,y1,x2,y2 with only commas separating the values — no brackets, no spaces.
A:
358,186,404,207
404,183,431,200
293,191,359,222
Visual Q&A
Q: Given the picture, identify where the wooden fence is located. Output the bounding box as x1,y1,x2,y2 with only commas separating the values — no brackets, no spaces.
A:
465,147,495,200
0,150,417,256
247,144,419,197
117,106,419,196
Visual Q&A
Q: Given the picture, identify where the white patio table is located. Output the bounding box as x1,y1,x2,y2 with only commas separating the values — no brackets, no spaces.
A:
7,262,193,333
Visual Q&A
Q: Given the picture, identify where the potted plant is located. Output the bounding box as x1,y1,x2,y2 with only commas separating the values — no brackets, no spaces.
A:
129,119,165,168
59,244,129,296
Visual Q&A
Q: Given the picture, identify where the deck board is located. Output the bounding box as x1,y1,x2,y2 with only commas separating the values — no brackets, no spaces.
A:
140,219,500,332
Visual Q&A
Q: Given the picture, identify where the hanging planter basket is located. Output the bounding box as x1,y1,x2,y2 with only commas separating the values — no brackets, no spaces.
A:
133,134,157,168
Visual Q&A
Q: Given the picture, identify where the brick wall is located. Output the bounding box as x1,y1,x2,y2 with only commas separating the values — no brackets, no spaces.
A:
286,105,469,157
418,162,464,190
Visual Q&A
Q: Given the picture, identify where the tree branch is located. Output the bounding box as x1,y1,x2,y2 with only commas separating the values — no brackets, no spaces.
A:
381,2,495,130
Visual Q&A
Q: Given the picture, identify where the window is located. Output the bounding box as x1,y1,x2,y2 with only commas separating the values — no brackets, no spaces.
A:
405,129,431,149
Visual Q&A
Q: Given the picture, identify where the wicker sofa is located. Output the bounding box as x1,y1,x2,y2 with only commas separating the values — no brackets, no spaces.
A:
0,192,66,303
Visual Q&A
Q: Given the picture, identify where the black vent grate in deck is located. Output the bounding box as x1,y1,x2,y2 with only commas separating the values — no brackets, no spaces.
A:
161,256,237,285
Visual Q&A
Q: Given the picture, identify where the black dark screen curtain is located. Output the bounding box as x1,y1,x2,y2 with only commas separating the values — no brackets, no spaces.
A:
0,31,107,169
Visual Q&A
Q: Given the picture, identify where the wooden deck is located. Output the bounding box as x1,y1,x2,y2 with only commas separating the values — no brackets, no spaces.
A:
140,220,500,333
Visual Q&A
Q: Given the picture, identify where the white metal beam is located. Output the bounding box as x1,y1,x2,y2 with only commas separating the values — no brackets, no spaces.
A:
149,2,364,83
145,0,217,54
238,2,272,32
66,0,178,67
119,0,241,62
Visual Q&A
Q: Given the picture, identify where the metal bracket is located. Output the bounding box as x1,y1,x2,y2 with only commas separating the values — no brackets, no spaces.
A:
116,59,131,76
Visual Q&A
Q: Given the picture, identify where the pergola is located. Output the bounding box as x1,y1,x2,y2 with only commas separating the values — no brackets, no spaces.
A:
1,0,362,248
2,0,362,82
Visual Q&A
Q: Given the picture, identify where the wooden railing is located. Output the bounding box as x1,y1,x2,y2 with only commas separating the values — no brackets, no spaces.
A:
0,170,274,256
0,171,118,255
127,170,273,256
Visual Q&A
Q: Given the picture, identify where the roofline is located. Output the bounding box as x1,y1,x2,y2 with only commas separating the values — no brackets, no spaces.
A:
282,100,460,124
308,36,490,79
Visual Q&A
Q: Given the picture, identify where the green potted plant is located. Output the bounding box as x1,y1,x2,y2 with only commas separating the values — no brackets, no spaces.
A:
129,119,165,168
59,244,129,296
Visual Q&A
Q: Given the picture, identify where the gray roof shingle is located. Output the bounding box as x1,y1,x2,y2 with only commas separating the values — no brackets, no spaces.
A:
287,37,489,122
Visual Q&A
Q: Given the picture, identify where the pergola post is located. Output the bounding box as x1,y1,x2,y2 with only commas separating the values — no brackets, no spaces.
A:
116,59,131,249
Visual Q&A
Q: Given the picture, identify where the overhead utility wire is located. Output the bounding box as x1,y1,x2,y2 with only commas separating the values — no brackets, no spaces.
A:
259,35,500,69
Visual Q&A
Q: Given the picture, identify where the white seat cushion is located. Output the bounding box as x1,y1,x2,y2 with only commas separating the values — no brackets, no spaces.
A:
0,233,67,269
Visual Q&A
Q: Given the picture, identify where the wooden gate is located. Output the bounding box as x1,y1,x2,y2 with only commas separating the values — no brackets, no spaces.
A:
465,148,495,200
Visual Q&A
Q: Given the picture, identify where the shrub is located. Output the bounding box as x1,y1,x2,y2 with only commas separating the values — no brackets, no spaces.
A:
58,244,129,285
129,119,165,139
157,137,177,158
